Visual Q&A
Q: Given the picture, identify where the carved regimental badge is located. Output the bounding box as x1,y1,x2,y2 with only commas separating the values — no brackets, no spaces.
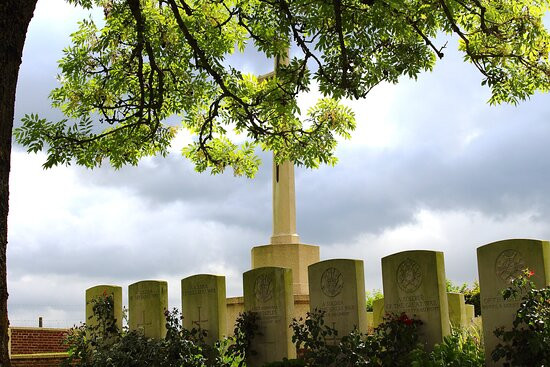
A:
495,249,525,283
321,267,344,297
397,258,423,293
254,274,274,303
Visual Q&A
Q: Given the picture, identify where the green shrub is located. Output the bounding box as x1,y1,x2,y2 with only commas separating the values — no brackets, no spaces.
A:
463,282,481,317
492,269,550,367
411,327,484,367
365,289,383,312
290,308,423,366
64,294,251,367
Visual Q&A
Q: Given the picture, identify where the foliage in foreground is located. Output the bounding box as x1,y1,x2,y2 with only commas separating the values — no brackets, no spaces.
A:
291,309,485,367
291,309,424,366
63,294,251,367
410,327,485,367
492,269,550,367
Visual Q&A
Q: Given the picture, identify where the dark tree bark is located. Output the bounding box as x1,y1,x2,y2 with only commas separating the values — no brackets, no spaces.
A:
0,1,38,366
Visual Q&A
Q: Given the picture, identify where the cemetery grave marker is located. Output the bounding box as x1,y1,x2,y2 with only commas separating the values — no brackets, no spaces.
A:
382,250,450,349
129,280,168,339
308,259,367,341
477,239,550,366
243,267,295,367
181,274,227,344
85,285,123,330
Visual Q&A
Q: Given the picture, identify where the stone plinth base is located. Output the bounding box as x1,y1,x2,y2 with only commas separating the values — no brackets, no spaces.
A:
251,243,320,295
226,294,310,335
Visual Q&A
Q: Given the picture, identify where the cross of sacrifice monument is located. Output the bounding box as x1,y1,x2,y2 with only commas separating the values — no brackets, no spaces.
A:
251,48,320,297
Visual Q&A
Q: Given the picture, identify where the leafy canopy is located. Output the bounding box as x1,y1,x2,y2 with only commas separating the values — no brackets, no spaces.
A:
15,0,550,176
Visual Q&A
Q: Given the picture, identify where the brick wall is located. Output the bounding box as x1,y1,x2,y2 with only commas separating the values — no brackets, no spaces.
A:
10,327,69,354
11,355,68,367
9,327,70,367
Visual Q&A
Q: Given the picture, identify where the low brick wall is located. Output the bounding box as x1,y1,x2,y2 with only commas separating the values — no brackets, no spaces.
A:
11,353,68,367
9,327,70,366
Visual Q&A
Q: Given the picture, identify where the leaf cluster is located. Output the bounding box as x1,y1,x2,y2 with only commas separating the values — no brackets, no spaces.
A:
15,0,550,175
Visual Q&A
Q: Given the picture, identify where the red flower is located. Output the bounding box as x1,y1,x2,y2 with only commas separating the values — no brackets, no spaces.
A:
527,270,535,278
399,313,413,325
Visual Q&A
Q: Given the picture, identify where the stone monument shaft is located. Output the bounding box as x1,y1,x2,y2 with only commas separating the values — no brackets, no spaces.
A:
251,48,319,298
269,48,300,245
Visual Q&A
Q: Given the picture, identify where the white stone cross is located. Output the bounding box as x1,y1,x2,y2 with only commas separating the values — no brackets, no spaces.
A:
258,49,300,245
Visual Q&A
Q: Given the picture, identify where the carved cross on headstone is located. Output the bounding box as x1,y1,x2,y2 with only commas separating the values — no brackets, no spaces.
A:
258,48,301,246
137,310,152,330
192,306,209,331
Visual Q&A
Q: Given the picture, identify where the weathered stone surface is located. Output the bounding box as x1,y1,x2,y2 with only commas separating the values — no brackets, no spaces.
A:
182,274,227,344
251,243,319,295
372,298,385,328
85,285,122,330
447,292,467,328
366,312,374,333
465,304,475,324
243,267,295,367
477,239,550,366
129,280,168,339
308,259,367,340
382,250,450,349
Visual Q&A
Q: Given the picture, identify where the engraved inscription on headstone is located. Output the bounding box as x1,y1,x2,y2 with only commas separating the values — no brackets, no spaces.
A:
244,267,295,367
309,259,367,341
181,274,227,344
478,239,550,366
382,250,449,349
129,280,168,339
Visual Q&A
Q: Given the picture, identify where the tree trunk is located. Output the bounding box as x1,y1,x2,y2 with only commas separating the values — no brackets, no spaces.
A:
0,1,38,366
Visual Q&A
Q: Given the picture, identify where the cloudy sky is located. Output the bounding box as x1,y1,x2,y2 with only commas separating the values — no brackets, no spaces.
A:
8,1,550,327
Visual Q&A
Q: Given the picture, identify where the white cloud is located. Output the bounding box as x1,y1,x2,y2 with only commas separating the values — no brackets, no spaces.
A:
323,208,550,290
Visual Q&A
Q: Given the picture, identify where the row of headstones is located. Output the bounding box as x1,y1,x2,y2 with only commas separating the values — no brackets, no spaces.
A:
85,239,550,367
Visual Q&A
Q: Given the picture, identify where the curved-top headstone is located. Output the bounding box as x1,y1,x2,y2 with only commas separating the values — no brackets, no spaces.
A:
85,285,123,331
308,259,367,341
382,250,450,349
129,280,168,339
477,239,550,366
243,267,295,367
181,274,227,344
